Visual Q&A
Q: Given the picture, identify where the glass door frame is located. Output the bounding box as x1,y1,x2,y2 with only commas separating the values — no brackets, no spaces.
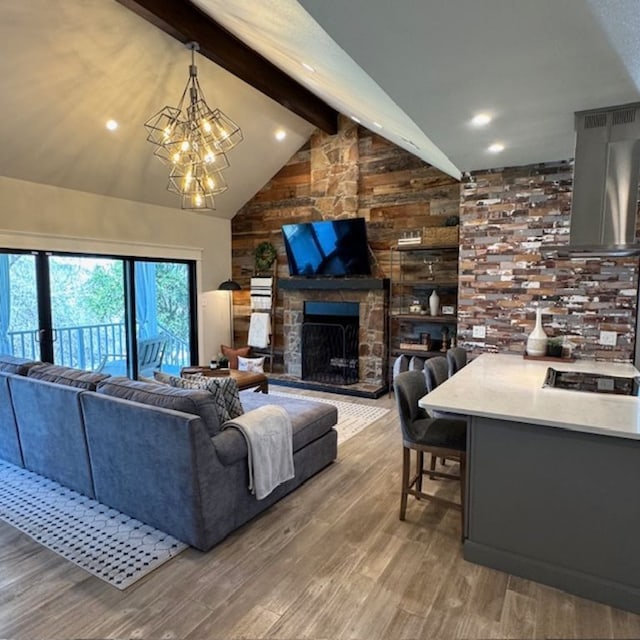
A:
0,247,199,375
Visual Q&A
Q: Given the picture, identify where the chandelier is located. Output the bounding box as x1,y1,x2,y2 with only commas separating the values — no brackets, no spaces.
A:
144,42,243,210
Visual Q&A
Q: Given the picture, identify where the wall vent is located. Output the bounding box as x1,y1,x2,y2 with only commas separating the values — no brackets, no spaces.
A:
584,112,607,129
612,108,636,126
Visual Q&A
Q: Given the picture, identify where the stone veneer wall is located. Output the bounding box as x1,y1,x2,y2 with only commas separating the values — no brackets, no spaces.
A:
458,161,639,361
231,115,460,383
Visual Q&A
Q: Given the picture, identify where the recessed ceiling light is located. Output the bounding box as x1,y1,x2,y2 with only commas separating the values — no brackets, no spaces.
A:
372,121,383,129
471,113,492,127
275,129,286,141
488,142,505,153
105,119,118,131
351,115,361,124
301,62,316,73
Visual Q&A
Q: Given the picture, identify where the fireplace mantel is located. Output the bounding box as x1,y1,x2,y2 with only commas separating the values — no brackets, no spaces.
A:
279,277,389,291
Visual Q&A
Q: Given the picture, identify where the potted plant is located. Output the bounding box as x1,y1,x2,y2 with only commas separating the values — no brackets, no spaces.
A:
547,337,563,358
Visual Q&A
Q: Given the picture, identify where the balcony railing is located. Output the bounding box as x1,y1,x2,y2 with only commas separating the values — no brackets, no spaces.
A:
7,322,190,373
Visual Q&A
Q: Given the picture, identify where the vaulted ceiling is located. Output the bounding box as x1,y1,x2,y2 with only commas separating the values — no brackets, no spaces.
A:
2,1,639,219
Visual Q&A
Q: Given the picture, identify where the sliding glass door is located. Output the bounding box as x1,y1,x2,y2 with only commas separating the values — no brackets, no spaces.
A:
0,250,197,377
134,261,192,378
0,252,39,359
48,255,127,371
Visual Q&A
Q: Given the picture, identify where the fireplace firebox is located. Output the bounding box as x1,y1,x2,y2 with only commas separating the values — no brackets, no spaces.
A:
302,301,359,385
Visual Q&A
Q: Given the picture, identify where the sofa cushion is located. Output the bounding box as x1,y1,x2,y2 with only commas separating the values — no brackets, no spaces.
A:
0,372,24,466
211,391,337,466
9,375,95,497
0,354,42,375
96,376,222,436
27,363,110,391
160,372,244,423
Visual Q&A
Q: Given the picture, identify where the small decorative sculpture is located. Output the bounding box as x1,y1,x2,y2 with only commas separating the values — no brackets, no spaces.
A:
409,299,422,314
421,332,432,350
440,326,449,352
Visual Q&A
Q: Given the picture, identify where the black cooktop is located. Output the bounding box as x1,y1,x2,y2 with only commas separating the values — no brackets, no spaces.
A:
543,368,640,396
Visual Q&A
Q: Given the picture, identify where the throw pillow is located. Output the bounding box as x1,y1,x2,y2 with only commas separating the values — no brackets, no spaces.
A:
220,345,250,370
153,370,174,385
237,356,265,374
189,374,244,420
166,373,244,422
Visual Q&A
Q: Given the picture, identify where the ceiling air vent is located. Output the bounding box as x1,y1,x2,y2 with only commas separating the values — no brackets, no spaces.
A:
612,108,636,126
584,112,607,129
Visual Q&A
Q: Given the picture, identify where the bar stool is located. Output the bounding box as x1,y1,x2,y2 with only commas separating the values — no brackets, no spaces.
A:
446,347,468,378
394,370,467,539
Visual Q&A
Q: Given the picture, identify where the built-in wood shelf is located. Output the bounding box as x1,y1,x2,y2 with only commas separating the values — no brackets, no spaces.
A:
391,313,457,323
279,277,390,291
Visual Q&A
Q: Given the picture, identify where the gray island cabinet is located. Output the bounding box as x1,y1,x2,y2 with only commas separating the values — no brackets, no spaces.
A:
419,353,640,614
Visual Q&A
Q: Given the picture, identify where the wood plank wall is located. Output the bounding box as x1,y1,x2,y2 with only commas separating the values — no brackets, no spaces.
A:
230,116,461,370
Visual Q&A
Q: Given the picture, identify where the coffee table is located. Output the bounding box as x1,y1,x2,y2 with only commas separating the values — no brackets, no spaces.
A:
180,366,268,394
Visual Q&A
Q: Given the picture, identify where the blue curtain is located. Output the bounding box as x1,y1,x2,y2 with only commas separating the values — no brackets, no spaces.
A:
0,254,10,354
135,262,159,339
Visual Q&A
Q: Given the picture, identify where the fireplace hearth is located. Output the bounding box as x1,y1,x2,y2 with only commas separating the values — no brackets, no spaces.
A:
302,301,359,385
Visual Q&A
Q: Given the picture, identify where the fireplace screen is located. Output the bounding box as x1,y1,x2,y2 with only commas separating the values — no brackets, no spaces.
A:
301,301,359,385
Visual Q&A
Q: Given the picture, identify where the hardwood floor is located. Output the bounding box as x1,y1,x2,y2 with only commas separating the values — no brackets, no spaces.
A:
1,388,640,639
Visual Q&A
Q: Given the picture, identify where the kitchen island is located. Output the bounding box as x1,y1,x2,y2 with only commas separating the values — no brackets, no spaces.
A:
419,353,640,614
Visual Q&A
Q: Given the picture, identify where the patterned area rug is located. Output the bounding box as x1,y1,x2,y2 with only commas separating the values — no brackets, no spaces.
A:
269,391,390,444
0,461,187,590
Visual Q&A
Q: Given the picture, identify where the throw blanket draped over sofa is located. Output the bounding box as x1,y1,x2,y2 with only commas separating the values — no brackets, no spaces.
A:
0,355,338,551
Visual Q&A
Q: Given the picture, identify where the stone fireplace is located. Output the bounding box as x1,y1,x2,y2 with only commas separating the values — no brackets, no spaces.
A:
280,279,388,387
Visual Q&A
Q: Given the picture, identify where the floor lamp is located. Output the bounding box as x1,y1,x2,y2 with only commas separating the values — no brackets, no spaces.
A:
217,279,241,346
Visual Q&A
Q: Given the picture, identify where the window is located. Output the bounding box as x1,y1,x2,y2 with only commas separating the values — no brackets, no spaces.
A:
0,250,197,377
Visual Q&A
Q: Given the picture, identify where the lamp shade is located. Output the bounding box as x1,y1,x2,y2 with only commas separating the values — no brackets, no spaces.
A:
217,279,241,291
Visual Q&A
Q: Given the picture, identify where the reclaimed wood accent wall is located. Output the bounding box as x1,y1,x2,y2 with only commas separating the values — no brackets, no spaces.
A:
231,115,460,371
459,161,639,361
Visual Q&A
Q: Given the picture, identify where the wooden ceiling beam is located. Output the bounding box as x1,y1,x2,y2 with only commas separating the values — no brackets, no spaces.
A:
116,0,338,134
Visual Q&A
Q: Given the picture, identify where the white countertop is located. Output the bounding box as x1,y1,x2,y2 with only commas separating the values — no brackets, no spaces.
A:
418,353,640,440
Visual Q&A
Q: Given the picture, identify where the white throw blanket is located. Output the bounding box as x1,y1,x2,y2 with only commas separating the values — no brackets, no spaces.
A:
223,405,294,500
248,312,271,348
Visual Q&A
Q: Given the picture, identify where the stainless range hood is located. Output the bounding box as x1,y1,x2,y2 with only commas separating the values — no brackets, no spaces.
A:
543,102,640,258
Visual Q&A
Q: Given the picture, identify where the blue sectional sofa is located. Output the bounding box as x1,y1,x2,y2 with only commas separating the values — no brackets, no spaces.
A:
0,355,338,551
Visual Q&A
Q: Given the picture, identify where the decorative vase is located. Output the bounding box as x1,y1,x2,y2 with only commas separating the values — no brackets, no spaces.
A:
526,307,548,356
429,290,440,316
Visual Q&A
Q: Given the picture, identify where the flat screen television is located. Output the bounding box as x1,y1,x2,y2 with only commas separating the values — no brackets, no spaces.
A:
281,218,372,277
